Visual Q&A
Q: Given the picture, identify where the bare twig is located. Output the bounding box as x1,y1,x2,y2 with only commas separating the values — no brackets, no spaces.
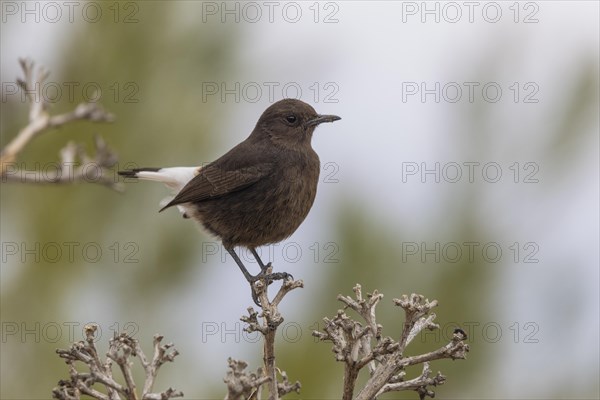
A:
52,324,182,400
2,135,122,190
232,268,303,400
313,284,389,400
1,58,118,189
314,285,469,400
376,362,446,396
137,335,180,397
277,368,301,397
223,358,269,400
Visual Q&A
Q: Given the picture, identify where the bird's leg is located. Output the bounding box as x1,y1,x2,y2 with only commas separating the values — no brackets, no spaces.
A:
227,247,263,306
226,247,293,306
226,247,256,283
225,247,280,306
250,248,269,272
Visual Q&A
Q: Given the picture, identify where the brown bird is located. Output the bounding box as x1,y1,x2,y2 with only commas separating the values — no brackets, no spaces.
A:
119,99,340,304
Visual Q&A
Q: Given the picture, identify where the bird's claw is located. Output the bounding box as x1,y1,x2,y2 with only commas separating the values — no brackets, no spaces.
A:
249,270,294,306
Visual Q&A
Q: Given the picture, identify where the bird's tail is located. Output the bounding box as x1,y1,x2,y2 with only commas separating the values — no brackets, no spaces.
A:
118,167,201,211
118,167,200,191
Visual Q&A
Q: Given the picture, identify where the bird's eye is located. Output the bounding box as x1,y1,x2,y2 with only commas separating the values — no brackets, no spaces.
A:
285,115,297,124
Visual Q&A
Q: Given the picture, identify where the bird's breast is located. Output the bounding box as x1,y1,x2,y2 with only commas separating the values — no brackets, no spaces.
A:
273,151,319,213
246,150,320,244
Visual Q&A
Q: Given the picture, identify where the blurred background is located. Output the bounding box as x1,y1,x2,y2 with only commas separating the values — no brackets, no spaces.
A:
1,1,598,399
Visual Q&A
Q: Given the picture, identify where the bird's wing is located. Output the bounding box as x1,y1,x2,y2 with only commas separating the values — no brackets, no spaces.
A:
160,162,273,211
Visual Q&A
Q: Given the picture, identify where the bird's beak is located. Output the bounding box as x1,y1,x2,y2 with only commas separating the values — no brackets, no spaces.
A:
306,114,341,127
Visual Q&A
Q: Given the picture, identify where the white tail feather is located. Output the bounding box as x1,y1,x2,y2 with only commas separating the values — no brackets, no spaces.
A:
135,167,200,192
132,167,201,215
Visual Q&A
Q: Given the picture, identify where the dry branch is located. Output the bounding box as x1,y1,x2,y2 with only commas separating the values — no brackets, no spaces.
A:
228,268,303,400
52,324,182,400
1,58,119,189
313,285,469,400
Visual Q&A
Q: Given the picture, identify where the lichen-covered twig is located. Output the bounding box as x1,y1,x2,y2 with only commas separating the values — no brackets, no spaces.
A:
313,284,469,400
1,58,119,189
229,267,303,400
223,357,268,400
52,324,182,400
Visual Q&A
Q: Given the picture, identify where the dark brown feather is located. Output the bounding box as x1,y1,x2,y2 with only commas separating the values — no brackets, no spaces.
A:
160,161,273,211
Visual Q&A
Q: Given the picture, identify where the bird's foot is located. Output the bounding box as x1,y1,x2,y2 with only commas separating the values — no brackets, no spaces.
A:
249,265,294,306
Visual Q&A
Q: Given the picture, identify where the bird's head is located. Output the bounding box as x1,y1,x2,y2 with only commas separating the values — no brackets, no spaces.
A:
253,99,340,148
